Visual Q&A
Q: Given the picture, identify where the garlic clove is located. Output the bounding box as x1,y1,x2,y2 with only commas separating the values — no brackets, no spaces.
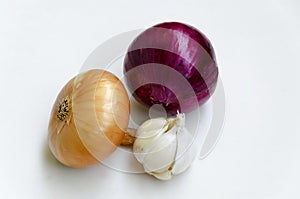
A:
133,138,152,163
151,170,172,181
136,125,167,141
172,152,195,176
136,117,167,138
142,130,177,173
171,129,196,175
133,119,168,163
133,117,169,162
172,126,197,176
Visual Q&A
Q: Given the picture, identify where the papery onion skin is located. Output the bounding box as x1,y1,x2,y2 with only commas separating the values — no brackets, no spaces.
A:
48,69,130,168
124,22,218,115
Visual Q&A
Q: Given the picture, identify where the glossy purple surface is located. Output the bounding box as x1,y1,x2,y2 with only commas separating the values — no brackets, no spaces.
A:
124,22,218,115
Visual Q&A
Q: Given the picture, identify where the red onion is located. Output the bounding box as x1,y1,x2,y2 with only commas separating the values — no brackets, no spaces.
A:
124,22,218,115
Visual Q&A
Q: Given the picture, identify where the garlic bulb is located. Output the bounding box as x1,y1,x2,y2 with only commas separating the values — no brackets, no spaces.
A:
48,69,130,168
133,113,197,180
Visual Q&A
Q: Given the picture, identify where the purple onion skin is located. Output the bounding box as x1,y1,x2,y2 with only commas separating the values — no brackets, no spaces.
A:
124,22,218,115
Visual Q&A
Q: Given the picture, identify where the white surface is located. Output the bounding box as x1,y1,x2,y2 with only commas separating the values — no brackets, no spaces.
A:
0,0,299,198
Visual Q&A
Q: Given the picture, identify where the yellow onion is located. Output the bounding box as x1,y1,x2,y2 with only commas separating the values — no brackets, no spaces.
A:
48,69,130,168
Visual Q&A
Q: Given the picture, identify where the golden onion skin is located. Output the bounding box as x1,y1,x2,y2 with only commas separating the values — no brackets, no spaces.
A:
48,69,130,168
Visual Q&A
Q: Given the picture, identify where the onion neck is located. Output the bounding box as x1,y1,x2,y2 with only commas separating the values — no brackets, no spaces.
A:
121,128,137,146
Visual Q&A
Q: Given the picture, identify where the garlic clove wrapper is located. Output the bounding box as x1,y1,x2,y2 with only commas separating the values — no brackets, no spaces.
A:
48,69,130,168
133,113,197,180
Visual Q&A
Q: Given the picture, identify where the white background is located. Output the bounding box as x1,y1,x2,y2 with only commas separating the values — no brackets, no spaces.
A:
0,0,299,198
